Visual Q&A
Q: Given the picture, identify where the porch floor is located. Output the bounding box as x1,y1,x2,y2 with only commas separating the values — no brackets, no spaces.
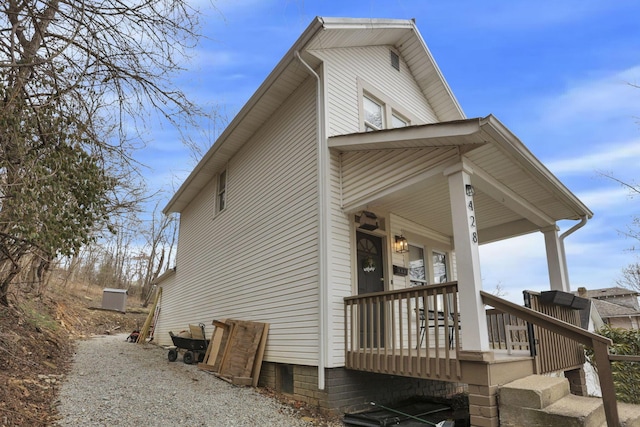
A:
346,347,535,385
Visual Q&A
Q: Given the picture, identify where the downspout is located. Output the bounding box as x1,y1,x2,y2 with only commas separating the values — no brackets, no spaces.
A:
295,51,328,390
559,216,588,290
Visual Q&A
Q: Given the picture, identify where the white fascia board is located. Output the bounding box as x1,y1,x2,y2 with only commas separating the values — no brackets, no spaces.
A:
319,17,414,29
328,118,483,151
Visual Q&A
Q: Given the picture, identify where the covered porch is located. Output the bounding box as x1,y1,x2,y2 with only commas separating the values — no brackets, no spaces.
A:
330,115,593,359
343,282,585,384
330,115,603,426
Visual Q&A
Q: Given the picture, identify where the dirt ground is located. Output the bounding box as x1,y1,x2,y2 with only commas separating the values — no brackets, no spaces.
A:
0,284,342,427
0,285,149,426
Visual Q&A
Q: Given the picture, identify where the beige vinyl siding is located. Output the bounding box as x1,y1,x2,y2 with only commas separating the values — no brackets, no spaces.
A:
154,77,320,366
309,45,438,137
340,147,458,210
327,149,353,367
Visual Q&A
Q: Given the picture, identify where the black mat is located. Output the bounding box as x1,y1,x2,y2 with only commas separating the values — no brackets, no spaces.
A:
343,400,455,426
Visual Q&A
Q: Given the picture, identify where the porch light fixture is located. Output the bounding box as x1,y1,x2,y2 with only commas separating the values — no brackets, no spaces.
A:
465,184,475,197
358,211,379,231
395,235,409,253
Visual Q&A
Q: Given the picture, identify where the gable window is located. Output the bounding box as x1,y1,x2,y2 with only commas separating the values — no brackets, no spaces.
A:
361,87,411,132
217,169,227,213
391,113,408,128
363,96,384,131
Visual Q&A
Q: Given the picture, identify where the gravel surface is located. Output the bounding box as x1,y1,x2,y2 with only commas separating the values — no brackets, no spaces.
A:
55,334,322,426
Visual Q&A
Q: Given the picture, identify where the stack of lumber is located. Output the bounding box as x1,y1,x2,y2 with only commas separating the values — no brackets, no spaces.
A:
198,319,269,387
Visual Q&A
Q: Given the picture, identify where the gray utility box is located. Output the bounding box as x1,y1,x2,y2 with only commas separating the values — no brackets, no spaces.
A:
102,288,128,312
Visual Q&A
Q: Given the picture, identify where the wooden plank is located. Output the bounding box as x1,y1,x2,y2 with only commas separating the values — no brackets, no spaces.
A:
199,319,228,372
231,377,253,386
219,320,266,379
196,363,218,372
252,323,269,387
137,288,162,343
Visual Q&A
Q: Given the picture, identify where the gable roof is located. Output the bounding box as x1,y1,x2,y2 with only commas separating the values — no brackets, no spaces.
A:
164,17,464,214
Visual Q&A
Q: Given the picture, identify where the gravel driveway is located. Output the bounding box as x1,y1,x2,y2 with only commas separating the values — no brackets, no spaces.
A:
55,334,323,426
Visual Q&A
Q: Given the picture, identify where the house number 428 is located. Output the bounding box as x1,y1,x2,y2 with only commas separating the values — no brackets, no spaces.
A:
468,200,478,244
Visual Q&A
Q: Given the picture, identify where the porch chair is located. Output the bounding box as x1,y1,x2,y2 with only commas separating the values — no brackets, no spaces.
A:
418,308,456,349
505,324,530,354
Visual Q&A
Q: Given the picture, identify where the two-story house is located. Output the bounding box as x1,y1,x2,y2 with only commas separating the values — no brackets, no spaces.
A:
152,17,597,426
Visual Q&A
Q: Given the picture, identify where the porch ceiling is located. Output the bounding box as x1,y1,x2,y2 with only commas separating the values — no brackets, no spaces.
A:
330,116,593,244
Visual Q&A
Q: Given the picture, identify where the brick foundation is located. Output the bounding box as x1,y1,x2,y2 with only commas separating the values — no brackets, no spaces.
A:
468,385,499,427
564,367,588,396
259,362,466,413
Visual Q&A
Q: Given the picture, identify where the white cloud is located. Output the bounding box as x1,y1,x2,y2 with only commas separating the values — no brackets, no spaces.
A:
576,186,634,210
546,139,640,175
539,65,640,126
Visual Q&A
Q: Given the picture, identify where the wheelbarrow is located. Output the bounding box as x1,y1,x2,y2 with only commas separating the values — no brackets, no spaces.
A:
167,323,209,364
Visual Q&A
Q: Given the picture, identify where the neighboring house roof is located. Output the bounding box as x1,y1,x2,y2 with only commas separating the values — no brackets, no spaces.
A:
164,17,464,214
592,298,640,319
575,287,640,299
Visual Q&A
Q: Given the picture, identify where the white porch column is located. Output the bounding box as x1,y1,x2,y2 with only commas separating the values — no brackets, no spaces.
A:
542,225,569,292
445,163,490,351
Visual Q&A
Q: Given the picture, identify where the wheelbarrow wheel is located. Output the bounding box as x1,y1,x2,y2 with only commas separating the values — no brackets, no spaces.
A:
183,351,194,365
167,348,178,362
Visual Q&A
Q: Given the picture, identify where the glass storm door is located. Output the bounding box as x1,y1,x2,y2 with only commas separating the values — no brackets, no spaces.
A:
356,231,384,347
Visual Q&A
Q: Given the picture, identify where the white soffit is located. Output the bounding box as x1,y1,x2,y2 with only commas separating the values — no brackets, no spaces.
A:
331,115,593,222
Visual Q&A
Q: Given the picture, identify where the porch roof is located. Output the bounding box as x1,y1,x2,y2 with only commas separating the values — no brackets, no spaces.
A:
329,115,593,243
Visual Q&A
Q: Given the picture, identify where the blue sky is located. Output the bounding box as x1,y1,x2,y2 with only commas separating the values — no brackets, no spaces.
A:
142,0,640,302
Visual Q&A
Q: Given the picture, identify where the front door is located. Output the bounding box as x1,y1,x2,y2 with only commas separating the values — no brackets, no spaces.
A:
356,231,384,347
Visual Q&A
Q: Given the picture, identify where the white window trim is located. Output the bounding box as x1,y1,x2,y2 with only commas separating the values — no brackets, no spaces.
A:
357,77,418,132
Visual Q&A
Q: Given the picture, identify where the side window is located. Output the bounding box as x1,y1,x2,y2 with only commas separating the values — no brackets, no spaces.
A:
217,169,227,213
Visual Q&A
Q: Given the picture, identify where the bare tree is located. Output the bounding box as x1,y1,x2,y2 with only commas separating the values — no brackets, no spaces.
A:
0,0,210,305
617,263,640,293
602,172,640,291
139,202,177,306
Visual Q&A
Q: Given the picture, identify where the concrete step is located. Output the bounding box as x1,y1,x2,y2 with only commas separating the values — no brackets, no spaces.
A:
612,402,640,427
499,375,570,409
500,393,605,427
499,375,640,427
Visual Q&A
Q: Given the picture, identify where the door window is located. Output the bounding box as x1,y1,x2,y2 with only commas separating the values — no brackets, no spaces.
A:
408,244,427,287
432,251,448,284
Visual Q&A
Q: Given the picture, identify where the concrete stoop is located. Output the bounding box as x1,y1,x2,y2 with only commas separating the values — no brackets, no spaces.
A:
498,375,640,427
